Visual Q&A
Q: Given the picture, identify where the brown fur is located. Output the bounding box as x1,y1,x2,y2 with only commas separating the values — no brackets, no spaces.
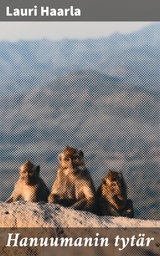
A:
48,146,97,213
6,160,50,203
97,170,134,218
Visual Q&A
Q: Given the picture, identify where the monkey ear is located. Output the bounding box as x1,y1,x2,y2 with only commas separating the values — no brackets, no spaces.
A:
78,150,84,158
36,166,40,173
19,163,23,172
118,171,123,178
58,153,62,162
107,170,112,179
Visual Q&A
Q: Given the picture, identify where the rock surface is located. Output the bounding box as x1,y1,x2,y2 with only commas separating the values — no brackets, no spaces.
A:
0,201,160,256
0,201,160,228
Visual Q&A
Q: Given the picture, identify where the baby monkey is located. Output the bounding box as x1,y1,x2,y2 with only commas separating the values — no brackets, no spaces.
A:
6,160,50,203
97,170,134,218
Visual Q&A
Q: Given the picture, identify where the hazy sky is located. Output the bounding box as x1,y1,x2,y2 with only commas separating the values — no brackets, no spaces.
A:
0,22,154,41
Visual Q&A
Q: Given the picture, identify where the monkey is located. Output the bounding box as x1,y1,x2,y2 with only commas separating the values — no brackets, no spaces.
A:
48,146,97,213
97,170,134,218
6,160,50,203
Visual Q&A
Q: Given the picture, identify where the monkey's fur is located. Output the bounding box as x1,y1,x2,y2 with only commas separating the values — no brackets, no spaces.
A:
97,170,134,218
48,146,97,213
6,160,50,203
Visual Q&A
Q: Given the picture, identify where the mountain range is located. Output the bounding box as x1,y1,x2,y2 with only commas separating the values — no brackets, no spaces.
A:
0,23,160,96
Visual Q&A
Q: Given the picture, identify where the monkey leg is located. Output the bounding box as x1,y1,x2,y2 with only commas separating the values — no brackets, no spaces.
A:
85,197,98,214
48,194,60,203
72,197,97,213
48,193,73,207
104,206,121,217
99,199,122,216
100,200,134,218
72,198,87,210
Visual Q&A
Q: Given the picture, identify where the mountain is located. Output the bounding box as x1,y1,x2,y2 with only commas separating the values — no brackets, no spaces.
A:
0,70,160,220
0,23,160,96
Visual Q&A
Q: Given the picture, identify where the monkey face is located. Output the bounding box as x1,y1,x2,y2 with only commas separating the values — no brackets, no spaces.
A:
58,146,84,171
102,170,126,198
98,170,133,216
60,153,84,169
110,179,122,196
19,160,40,185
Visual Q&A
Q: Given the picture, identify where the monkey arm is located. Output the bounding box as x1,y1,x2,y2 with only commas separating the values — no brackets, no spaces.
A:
6,191,21,203
6,196,14,203
37,179,50,202
104,204,122,217
105,204,122,216
97,193,122,216
48,169,72,204
6,181,22,203
72,183,97,213
122,199,134,218
98,198,121,216
48,186,72,205
48,177,60,203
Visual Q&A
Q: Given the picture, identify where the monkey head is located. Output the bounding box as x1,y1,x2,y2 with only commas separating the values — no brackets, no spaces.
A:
98,170,134,216
19,160,40,185
58,146,85,170
102,170,127,200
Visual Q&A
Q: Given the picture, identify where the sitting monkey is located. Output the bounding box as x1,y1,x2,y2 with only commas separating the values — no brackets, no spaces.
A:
6,160,50,203
97,170,134,218
48,146,97,213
